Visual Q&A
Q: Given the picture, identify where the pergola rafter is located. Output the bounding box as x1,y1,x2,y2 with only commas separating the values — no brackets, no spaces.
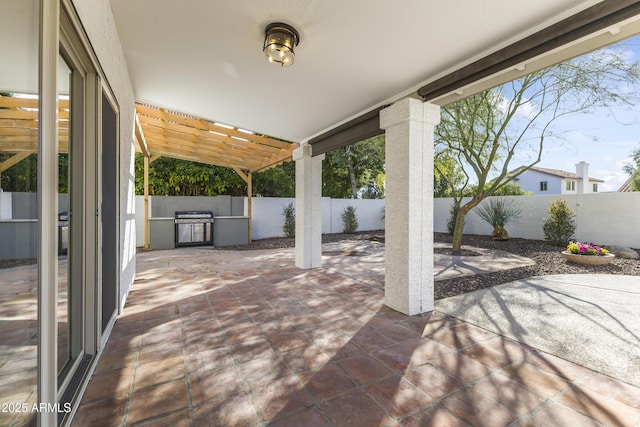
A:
0,95,299,246
135,102,297,173
132,103,299,246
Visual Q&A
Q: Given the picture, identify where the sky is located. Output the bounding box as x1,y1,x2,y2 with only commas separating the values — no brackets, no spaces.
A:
505,37,640,192
512,106,639,192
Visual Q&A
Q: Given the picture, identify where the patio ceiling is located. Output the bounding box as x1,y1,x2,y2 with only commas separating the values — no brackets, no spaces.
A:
134,103,297,173
106,0,638,147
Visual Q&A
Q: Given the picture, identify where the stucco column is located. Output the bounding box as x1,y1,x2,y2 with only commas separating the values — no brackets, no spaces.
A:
293,144,325,269
380,98,440,315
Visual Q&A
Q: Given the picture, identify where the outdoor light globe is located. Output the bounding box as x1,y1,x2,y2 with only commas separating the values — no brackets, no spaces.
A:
263,22,300,67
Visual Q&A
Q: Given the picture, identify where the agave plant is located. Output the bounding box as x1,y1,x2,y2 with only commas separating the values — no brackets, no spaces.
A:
475,198,523,241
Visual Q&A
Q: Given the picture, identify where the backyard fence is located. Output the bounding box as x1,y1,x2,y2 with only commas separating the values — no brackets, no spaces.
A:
134,192,639,247
1,191,637,259
434,192,640,248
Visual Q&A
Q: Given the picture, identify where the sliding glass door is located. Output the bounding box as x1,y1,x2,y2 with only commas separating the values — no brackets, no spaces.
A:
0,1,39,426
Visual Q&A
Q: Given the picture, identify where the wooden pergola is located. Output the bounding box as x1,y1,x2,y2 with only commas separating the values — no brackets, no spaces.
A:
134,103,298,247
0,94,298,247
0,94,69,169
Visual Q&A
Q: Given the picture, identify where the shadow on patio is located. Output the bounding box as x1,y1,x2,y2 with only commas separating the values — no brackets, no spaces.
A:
71,246,640,426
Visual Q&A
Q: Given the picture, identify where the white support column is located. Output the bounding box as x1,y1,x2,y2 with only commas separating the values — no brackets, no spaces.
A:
380,98,440,315
293,144,325,269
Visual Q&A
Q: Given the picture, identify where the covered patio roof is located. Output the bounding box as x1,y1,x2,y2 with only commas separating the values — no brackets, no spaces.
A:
131,102,299,248
134,102,298,173
0,94,68,173
0,96,298,175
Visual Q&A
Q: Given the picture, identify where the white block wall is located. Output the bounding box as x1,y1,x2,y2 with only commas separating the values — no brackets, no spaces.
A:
246,197,295,241
133,193,640,248
434,193,640,247
248,197,386,240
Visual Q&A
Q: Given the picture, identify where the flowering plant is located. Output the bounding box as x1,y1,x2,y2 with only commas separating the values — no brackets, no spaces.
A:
566,241,609,256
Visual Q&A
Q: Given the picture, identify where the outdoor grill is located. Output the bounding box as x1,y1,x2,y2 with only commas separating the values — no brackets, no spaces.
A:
174,211,214,247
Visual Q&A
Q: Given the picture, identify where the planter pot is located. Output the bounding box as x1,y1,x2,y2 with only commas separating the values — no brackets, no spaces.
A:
561,251,615,265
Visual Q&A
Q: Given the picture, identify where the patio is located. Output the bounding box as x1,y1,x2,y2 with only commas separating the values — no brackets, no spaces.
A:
69,243,640,426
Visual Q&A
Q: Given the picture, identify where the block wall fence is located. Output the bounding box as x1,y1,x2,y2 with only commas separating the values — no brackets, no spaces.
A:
131,193,639,248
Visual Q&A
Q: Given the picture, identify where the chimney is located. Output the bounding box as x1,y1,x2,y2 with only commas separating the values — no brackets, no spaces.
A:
575,161,590,193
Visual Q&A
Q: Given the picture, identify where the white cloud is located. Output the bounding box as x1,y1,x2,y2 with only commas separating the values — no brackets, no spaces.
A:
593,158,632,192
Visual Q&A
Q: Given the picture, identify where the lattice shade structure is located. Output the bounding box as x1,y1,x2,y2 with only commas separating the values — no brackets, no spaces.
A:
0,93,69,173
1,94,298,247
0,95,297,175
135,103,297,173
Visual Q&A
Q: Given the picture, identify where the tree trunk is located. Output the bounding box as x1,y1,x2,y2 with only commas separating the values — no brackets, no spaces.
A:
451,195,485,254
346,146,358,199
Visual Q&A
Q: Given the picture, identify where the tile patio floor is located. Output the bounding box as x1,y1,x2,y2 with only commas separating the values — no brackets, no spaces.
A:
72,245,640,427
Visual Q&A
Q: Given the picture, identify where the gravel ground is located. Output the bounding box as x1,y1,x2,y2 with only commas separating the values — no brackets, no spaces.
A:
216,231,640,300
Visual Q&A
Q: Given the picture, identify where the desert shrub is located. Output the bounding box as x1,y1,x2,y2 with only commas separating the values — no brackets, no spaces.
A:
475,198,523,241
341,205,359,234
282,202,295,238
542,199,576,246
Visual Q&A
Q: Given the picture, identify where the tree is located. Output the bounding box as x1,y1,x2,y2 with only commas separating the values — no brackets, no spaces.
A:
253,161,295,197
623,144,640,191
436,45,640,254
134,155,296,197
322,135,385,199
134,155,245,196
0,153,38,192
0,153,69,193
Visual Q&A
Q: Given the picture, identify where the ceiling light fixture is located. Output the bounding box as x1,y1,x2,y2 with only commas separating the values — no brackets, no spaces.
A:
263,22,300,67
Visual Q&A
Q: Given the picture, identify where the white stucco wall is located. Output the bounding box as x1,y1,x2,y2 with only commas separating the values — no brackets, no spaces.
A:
249,197,385,240
516,170,562,195
0,1,39,94
325,198,386,234
245,197,296,241
434,193,640,247
134,193,639,247
73,0,137,309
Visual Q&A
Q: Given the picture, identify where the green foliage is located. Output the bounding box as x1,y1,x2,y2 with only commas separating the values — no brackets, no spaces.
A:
631,173,640,192
253,162,295,197
282,202,296,238
475,198,523,240
476,198,523,227
434,150,467,198
464,181,528,197
134,155,245,196
0,153,38,192
542,199,577,246
134,154,296,197
359,172,386,199
623,144,640,191
323,135,385,199
0,153,69,193
341,205,359,234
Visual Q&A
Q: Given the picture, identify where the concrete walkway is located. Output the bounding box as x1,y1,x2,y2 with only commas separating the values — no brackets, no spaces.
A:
433,243,535,280
436,274,640,388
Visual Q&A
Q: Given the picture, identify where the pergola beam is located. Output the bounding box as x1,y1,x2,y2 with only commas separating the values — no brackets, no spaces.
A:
1,95,298,252
138,118,286,159
143,156,149,249
135,114,151,157
0,152,31,172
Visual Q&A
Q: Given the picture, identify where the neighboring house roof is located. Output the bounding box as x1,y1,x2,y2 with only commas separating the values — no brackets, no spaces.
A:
618,176,633,192
509,166,605,182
